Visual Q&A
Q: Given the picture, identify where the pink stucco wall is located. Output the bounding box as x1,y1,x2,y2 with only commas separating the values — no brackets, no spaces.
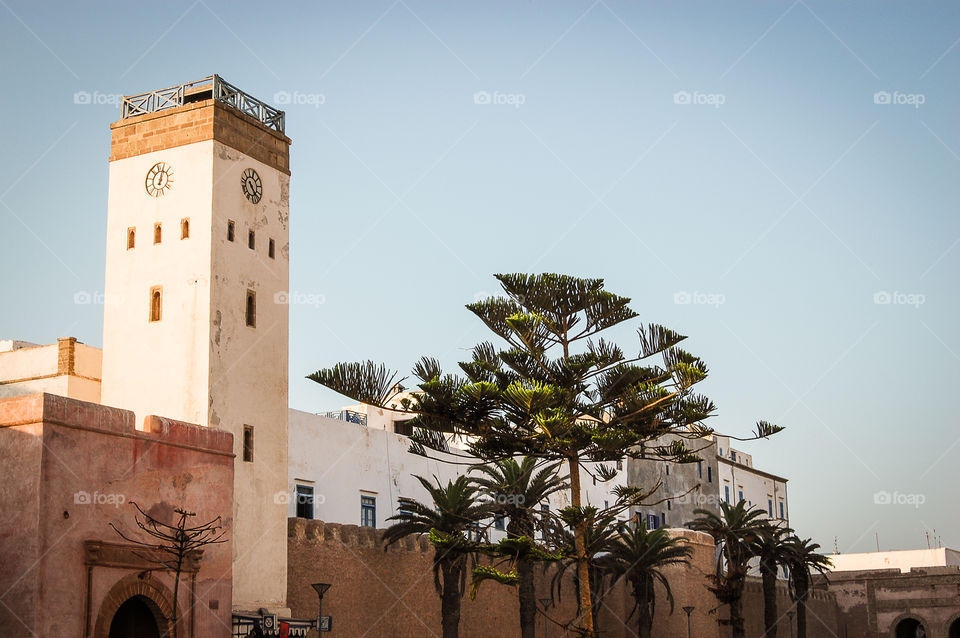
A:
0,393,234,638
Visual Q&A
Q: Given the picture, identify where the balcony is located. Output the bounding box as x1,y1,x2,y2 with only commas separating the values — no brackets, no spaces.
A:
121,75,285,133
318,409,367,426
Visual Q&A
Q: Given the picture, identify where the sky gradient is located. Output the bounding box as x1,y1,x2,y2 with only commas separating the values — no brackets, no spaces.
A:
1,0,957,556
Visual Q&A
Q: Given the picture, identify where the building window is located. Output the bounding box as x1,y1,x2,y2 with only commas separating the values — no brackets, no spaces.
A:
646,513,658,530
361,495,376,528
719,447,723,457
738,489,744,503
126,228,136,250
724,485,730,504
707,467,712,483
149,287,162,322
661,511,666,526
245,290,256,327
153,223,162,244
227,220,235,242
779,501,785,519
494,513,506,531
768,498,773,517
296,485,314,519
616,459,623,471
181,218,190,239
242,425,254,462
268,238,275,259
667,500,671,511
665,464,669,476
248,230,255,250
697,461,703,478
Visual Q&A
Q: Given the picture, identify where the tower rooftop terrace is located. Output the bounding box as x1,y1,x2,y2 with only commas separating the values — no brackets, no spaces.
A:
121,74,284,134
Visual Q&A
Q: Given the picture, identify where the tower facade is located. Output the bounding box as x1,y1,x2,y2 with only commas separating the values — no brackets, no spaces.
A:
101,76,291,612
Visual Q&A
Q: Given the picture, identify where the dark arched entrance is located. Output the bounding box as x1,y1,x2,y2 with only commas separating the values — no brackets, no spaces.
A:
895,618,926,638
949,617,960,638
108,596,161,638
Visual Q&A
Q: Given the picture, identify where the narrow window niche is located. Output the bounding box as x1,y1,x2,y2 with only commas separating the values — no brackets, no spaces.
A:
242,425,254,462
268,238,275,259
227,220,236,242
248,230,255,250
245,289,256,327
126,227,136,250
153,223,162,244
181,218,190,239
149,286,162,322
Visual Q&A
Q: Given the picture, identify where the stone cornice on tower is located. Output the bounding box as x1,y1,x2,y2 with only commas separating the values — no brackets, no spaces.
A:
109,99,292,175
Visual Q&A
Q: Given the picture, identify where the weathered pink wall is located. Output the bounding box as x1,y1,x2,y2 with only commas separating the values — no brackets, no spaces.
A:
0,393,234,638
287,519,839,638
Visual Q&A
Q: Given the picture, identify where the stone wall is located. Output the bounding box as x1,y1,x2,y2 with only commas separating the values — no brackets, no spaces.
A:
288,518,839,638
0,393,235,638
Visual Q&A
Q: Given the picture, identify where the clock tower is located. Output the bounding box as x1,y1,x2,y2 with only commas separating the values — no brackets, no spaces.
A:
101,76,291,613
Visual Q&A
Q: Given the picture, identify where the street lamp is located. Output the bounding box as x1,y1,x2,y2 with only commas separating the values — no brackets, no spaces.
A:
787,611,795,638
312,583,333,633
539,598,553,638
682,606,695,638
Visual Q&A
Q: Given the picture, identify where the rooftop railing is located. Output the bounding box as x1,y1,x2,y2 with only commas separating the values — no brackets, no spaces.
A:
121,74,285,133
318,409,368,426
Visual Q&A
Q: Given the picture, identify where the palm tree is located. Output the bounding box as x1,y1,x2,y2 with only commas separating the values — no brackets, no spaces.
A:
756,525,794,638
689,500,768,638
470,457,567,638
606,523,693,638
383,475,489,638
785,537,831,638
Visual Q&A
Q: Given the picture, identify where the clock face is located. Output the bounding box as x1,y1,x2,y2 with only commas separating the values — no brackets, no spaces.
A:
145,162,174,197
241,168,263,204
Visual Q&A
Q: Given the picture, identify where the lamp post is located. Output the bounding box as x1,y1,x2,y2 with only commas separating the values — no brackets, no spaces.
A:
682,606,695,638
539,597,553,638
311,583,332,632
787,611,795,638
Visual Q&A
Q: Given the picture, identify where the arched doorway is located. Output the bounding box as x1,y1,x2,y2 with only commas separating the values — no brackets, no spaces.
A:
948,617,960,638
895,617,926,638
108,596,161,638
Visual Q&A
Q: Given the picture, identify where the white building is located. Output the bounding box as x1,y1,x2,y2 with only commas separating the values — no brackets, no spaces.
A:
828,547,960,573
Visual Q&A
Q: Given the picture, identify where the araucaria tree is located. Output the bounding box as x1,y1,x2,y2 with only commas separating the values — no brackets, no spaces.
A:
111,503,227,638
309,273,782,637
382,475,489,638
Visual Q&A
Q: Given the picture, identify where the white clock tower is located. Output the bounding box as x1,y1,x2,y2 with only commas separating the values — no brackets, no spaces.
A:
100,76,291,614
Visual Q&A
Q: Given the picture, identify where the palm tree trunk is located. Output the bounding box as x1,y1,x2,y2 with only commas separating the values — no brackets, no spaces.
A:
440,560,462,638
730,594,745,638
761,558,778,638
568,455,596,638
517,558,537,638
634,578,653,638
796,576,809,638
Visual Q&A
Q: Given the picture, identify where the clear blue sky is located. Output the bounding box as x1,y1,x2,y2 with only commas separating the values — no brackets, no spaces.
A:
1,1,957,555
